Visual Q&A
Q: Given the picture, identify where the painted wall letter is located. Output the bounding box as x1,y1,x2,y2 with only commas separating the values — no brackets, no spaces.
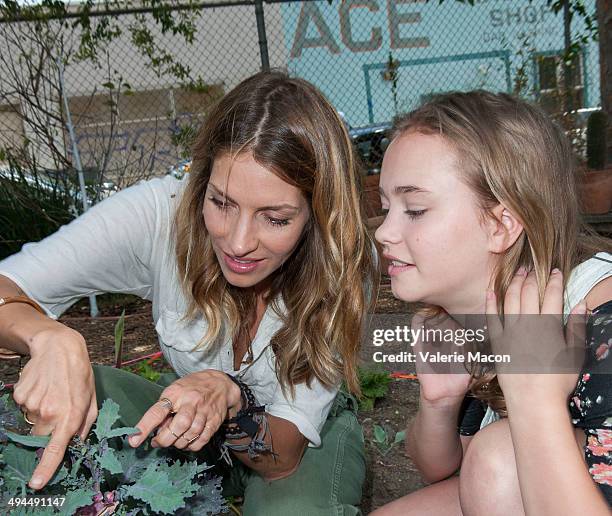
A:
291,2,341,58
387,0,429,49
339,0,383,53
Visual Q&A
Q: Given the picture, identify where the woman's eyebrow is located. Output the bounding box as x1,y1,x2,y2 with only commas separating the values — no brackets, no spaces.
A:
208,183,237,204
208,183,299,212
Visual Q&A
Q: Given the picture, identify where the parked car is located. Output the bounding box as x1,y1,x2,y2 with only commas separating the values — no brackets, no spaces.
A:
0,165,117,211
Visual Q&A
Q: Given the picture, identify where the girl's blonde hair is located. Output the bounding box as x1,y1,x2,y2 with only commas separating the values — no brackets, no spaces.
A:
392,90,611,413
174,71,378,396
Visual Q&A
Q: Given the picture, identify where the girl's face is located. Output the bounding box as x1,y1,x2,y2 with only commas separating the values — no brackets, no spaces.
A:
375,131,497,314
203,152,310,291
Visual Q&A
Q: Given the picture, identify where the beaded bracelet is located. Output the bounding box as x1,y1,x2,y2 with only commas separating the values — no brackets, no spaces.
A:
219,374,275,464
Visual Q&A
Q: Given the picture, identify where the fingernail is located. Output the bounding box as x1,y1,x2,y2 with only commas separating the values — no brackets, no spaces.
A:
151,441,158,448
30,476,43,489
551,268,561,275
129,436,139,446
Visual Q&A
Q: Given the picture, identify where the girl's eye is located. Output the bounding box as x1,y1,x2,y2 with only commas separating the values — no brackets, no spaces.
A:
404,209,426,220
266,216,290,228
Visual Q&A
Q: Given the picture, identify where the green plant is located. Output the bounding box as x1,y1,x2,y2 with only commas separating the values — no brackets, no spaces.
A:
382,52,400,116
114,309,126,369
129,360,164,383
357,367,391,412
0,160,76,259
0,395,226,515
371,424,405,456
586,111,608,170
170,124,199,160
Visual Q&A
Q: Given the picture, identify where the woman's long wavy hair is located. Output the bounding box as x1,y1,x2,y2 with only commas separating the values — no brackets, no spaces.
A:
174,71,378,397
392,90,612,414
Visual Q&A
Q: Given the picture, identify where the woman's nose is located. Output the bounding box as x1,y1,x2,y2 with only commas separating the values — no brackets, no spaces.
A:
227,214,258,256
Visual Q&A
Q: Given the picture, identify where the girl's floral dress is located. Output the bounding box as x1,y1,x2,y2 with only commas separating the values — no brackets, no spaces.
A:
570,299,612,504
459,299,612,504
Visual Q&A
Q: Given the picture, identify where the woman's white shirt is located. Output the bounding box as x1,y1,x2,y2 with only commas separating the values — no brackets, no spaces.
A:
0,175,338,447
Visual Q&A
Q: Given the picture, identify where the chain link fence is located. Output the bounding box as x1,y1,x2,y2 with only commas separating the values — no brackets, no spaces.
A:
0,0,603,245
0,0,602,176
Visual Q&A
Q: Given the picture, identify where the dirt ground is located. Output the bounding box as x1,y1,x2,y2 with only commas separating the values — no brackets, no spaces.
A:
0,280,426,513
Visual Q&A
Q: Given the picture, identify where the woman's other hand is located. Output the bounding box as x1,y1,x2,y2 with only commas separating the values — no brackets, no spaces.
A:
11,327,97,490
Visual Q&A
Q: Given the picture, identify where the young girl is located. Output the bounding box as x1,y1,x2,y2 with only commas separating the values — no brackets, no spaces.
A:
0,71,377,514
371,91,612,515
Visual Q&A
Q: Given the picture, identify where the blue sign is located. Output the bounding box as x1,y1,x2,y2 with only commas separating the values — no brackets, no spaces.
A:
281,0,600,127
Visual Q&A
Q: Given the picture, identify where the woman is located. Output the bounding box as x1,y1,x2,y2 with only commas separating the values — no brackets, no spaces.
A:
0,71,378,514
371,90,612,514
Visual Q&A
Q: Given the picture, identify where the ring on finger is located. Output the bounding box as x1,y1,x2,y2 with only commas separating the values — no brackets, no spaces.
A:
22,410,35,426
158,397,176,415
182,433,201,445
168,426,182,439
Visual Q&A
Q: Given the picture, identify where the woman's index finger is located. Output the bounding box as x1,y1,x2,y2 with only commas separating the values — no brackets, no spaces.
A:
128,401,173,447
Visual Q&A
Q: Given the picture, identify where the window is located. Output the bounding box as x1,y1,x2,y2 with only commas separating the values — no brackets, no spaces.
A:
536,52,584,114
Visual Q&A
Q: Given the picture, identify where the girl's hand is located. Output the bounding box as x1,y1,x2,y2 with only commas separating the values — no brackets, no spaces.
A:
128,370,242,452
413,313,471,407
12,327,98,491
485,268,587,408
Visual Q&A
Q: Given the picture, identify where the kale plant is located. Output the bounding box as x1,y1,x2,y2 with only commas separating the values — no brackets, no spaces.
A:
0,394,227,515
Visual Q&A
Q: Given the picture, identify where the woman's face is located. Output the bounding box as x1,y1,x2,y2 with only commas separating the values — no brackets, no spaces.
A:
203,152,310,290
375,131,496,314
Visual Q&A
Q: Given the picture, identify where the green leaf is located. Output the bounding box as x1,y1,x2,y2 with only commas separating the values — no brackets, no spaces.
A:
5,432,50,448
164,460,208,497
0,443,36,494
373,425,387,444
394,430,406,444
124,463,187,513
102,81,115,89
105,426,140,439
48,464,69,486
93,399,121,441
98,448,123,475
116,444,164,483
358,397,375,412
62,486,96,515
114,309,126,368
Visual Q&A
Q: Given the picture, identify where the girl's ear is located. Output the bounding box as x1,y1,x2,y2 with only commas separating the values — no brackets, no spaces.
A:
487,204,524,253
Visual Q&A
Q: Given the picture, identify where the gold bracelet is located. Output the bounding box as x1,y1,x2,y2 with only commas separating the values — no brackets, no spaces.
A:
0,295,46,315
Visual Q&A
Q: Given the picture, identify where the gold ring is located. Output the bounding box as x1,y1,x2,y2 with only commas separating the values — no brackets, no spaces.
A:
158,397,176,415
22,411,35,425
168,426,182,439
182,433,201,445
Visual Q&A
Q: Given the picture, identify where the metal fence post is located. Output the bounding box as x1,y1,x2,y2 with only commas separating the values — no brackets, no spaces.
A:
57,57,99,318
254,0,270,71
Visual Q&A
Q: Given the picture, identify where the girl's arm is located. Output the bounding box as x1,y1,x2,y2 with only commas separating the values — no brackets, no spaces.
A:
487,272,612,515
407,394,469,483
505,400,609,515
407,314,472,482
